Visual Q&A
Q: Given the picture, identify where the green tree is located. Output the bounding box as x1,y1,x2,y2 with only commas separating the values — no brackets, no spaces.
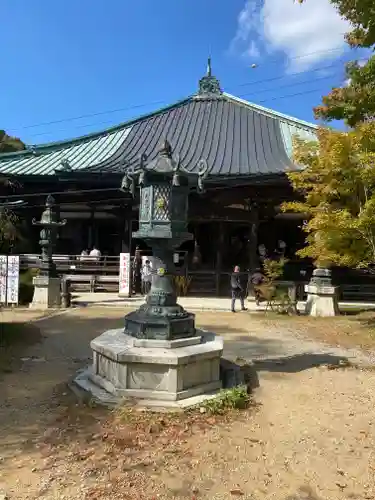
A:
0,130,25,153
329,0,375,47
299,0,375,126
314,55,375,127
0,209,21,253
283,122,375,269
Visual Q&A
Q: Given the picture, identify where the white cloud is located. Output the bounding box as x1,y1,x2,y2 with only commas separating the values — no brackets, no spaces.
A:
231,0,351,72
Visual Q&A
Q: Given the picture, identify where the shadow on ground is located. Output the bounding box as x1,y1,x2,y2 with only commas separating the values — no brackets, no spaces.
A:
253,353,349,373
0,321,44,377
358,314,375,329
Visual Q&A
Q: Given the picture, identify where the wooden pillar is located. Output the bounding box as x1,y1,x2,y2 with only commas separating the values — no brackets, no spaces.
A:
121,211,130,253
128,218,134,255
248,204,259,272
88,207,95,249
215,221,225,296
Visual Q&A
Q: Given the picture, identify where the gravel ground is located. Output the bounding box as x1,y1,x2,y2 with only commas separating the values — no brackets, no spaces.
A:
0,308,374,499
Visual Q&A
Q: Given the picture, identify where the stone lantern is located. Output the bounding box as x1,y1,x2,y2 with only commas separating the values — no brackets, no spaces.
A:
30,195,66,308
76,141,224,408
121,139,208,340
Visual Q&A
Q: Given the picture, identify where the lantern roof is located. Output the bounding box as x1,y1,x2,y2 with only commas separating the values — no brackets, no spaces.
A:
131,139,205,181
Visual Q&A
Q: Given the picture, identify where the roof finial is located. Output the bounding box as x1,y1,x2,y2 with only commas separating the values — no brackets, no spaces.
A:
207,57,212,77
196,57,223,98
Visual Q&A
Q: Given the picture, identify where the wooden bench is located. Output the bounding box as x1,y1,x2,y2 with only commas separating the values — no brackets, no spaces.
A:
64,274,96,293
94,275,119,292
63,274,119,293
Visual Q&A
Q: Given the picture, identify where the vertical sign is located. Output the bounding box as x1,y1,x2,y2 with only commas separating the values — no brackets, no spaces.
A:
7,255,19,305
119,252,131,296
0,255,7,304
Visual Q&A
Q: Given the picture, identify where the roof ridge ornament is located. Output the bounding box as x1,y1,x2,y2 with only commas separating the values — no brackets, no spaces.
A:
54,158,72,174
196,57,223,99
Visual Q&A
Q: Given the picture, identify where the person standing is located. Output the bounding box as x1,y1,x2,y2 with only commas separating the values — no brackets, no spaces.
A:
141,259,153,295
80,249,89,261
230,265,247,313
89,245,101,262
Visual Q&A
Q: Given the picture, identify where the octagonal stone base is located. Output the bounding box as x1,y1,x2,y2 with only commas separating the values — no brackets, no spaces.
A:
74,328,223,409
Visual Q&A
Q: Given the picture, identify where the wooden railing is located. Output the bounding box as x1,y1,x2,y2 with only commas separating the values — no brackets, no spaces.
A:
20,254,121,274
19,254,375,301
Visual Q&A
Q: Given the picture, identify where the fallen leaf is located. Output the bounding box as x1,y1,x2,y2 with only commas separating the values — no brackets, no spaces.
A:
230,488,244,496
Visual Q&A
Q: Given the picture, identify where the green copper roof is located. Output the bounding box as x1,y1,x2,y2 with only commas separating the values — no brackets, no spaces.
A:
0,126,133,176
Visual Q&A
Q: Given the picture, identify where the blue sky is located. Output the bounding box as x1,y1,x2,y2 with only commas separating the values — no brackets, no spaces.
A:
0,0,364,144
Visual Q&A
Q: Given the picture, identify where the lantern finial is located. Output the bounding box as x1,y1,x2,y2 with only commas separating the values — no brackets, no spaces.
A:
159,139,172,158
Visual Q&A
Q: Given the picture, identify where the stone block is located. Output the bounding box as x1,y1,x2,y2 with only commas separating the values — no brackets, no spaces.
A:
30,276,61,309
83,328,223,406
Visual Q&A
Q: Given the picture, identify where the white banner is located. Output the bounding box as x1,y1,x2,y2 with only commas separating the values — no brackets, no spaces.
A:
7,256,19,304
119,252,131,296
0,255,7,304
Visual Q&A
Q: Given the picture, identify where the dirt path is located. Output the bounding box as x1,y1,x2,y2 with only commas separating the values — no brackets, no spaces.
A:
0,308,374,499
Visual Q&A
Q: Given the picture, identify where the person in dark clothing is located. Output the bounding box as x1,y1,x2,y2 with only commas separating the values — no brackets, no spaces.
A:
230,265,247,312
250,268,266,305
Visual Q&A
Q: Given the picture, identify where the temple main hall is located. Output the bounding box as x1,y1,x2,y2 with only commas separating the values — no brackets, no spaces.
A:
0,60,318,294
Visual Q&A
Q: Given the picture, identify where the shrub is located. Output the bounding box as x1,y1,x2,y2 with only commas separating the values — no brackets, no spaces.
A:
18,268,38,305
173,275,192,296
263,257,288,282
200,385,251,414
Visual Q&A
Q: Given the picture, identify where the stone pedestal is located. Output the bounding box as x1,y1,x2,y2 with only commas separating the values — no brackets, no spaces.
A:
30,276,62,309
304,268,339,317
74,328,223,409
